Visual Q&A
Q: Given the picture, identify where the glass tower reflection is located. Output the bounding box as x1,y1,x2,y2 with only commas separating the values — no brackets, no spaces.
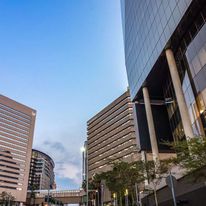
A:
121,0,206,141
121,0,192,100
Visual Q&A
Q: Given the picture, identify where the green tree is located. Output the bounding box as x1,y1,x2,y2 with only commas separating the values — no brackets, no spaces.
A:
168,136,206,179
0,191,15,206
90,161,145,206
90,159,174,206
142,159,173,206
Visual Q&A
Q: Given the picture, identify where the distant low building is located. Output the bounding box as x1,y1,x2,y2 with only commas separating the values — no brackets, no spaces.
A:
28,149,55,190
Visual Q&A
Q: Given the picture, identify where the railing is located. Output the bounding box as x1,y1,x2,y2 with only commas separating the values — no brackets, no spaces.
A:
27,189,85,198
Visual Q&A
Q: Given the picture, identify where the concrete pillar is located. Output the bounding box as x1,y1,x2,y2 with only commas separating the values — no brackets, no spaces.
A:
165,48,194,139
142,86,159,162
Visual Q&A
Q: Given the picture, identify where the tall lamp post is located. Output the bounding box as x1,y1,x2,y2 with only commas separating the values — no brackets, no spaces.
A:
125,189,128,206
81,142,88,206
113,193,117,206
96,190,99,206
47,178,51,206
101,184,104,206
86,143,89,206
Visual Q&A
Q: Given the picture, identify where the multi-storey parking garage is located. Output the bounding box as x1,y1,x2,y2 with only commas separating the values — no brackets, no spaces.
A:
87,90,139,178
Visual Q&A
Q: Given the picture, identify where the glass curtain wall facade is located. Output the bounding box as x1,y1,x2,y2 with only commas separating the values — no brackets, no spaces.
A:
164,2,206,139
121,0,206,142
121,0,192,100
121,0,206,204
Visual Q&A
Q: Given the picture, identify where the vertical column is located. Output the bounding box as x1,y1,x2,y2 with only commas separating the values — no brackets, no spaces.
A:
142,86,159,162
165,48,194,139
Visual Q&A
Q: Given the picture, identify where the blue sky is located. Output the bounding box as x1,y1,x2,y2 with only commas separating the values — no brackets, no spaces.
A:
0,0,127,189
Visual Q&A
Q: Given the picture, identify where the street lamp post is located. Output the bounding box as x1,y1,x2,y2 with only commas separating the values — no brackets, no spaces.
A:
47,186,50,206
135,183,142,206
81,144,88,206
113,193,117,206
101,184,104,206
96,190,99,206
125,189,128,206
86,145,89,206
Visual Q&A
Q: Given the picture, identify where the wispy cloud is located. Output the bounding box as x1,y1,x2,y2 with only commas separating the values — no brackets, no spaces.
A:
35,140,82,189
56,162,80,184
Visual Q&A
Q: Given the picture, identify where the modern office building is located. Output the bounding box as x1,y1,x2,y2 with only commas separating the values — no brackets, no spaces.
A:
28,149,55,190
121,0,206,204
87,90,139,179
0,95,36,202
121,0,206,159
